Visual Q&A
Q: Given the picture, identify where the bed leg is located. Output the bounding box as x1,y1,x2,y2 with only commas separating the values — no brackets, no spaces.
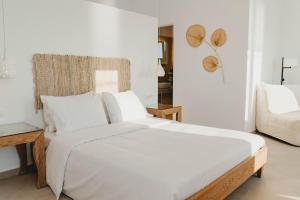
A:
256,167,264,178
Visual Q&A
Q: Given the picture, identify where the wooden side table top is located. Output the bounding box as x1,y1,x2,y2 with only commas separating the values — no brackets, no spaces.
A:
147,104,182,122
0,122,46,189
0,122,42,137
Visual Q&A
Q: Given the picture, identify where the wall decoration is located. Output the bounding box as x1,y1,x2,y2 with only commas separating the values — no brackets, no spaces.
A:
203,56,219,72
186,24,227,83
186,25,206,47
211,28,227,47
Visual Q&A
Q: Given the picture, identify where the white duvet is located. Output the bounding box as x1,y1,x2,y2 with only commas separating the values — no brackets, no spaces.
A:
46,118,265,200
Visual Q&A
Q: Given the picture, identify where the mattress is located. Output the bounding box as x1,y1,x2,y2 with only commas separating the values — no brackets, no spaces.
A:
46,118,265,200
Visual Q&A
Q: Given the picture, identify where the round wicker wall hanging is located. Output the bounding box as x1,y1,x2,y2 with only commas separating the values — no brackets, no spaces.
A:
186,24,228,83
203,56,219,72
211,28,227,47
186,25,206,47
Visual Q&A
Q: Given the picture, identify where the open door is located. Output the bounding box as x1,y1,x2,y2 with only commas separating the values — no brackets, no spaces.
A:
158,25,173,105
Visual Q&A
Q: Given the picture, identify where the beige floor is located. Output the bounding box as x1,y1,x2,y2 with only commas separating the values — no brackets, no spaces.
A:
0,137,299,200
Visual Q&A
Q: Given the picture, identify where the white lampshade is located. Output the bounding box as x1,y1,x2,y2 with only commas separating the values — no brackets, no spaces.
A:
157,42,165,77
157,62,165,77
158,43,163,59
283,58,298,68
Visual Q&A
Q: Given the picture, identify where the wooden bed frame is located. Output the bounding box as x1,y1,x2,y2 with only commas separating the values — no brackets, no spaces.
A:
188,145,267,200
33,54,268,200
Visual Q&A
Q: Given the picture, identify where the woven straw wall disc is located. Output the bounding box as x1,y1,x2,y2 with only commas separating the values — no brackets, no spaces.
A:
203,56,219,72
186,25,206,47
211,28,227,47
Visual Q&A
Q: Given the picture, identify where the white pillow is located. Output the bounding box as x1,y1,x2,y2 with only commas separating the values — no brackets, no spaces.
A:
44,93,108,134
102,91,147,123
41,102,56,133
41,92,92,133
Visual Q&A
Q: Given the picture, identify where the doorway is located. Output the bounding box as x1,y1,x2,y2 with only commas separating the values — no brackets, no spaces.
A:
158,25,174,105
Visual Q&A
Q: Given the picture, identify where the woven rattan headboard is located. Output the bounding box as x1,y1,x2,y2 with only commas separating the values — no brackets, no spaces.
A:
32,54,130,110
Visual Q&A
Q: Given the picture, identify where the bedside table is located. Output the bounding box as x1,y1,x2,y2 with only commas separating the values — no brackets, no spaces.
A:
147,104,182,122
0,122,46,188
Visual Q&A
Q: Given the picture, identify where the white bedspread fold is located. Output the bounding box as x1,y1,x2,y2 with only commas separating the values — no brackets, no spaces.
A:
46,123,147,199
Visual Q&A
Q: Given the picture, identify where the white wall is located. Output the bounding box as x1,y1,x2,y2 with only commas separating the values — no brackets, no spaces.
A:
256,0,300,85
88,0,158,17
159,0,250,130
0,0,158,172
279,0,300,85
261,0,282,84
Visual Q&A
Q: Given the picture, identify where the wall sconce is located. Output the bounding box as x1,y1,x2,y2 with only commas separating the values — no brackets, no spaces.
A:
281,57,298,85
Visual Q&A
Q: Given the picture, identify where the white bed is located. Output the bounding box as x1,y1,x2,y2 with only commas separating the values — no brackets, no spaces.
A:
33,54,266,200
46,117,265,200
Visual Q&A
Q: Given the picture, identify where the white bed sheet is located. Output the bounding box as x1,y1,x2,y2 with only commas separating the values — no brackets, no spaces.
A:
46,118,265,200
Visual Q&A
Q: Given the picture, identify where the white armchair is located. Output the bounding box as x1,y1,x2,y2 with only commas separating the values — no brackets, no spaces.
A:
256,83,300,146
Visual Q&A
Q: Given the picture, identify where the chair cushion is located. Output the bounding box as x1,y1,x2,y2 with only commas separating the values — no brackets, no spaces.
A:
270,111,300,130
263,83,299,114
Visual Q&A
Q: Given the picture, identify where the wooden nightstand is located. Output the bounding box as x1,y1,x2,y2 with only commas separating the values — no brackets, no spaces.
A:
0,122,46,188
147,104,182,122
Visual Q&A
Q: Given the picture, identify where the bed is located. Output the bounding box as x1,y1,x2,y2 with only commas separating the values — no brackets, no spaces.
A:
33,54,267,200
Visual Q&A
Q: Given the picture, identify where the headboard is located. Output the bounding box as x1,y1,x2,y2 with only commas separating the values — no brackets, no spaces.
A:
32,54,131,110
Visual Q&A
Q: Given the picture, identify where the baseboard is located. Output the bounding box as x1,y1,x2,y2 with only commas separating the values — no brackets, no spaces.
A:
0,165,34,180
0,168,19,180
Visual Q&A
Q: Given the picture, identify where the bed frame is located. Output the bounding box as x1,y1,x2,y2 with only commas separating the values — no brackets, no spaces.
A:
33,54,267,200
188,146,267,200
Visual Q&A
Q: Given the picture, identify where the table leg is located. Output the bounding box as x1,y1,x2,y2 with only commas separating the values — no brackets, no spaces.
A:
16,144,28,175
33,133,46,188
257,166,264,178
176,111,182,122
